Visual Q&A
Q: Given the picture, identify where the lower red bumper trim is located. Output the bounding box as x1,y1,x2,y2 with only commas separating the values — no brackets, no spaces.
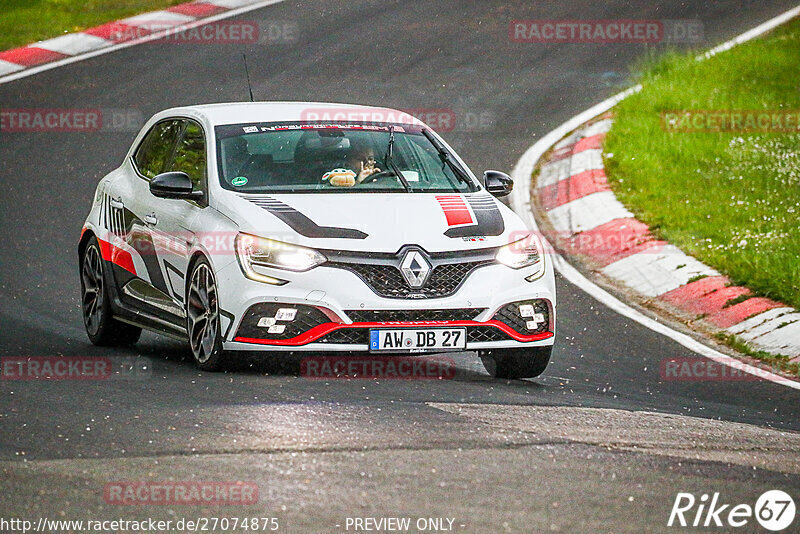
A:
234,320,554,346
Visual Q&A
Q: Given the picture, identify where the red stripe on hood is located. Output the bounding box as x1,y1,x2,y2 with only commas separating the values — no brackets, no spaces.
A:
436,195,475,227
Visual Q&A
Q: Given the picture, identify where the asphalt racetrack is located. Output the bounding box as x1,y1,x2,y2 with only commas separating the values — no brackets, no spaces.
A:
1,1,800,531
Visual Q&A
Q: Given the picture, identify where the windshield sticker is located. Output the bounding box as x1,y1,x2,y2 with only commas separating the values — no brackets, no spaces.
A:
322,168,357,187
231,176,248,186
215,122,419,139
257,123,406,133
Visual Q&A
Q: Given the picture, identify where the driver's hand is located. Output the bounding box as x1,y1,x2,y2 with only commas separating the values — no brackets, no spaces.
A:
357,160,381,183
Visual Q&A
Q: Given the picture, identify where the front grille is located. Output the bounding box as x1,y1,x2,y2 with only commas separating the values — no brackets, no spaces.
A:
234,299,552,345
467,326,509,343
235,303,328,340
318,325,517,345
345,308,485,323
318,328,369,345
492,299,550,335
336,260,493,299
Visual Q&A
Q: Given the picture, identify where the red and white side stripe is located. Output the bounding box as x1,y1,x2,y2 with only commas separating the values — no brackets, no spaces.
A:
83,225,140,276
0,0,266,77
535,117,800,360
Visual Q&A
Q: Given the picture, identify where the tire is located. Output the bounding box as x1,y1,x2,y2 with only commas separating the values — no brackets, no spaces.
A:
479,345,552,379
186,257,226,371
80,238,142,346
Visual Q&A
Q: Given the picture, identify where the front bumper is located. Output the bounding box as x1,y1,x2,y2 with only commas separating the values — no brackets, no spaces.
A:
216,259,556,352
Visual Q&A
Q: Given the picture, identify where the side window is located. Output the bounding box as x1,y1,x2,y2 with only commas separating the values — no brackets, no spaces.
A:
134,120,182,179
170,121,207,194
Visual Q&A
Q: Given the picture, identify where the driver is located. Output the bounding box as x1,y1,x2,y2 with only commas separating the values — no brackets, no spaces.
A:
346,140,383,183
321,139,382,187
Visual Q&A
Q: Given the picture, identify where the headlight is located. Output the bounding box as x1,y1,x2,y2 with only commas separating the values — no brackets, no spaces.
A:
496,234,545,280
235,233,326,281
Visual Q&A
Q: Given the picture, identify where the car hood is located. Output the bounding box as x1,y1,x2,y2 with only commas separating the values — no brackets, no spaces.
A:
215,191,528,253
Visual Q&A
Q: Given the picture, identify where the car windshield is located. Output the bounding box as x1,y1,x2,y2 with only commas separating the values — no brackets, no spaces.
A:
215,122,478,193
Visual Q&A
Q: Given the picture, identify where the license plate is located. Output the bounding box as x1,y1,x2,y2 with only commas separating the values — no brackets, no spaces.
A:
369,328,466,352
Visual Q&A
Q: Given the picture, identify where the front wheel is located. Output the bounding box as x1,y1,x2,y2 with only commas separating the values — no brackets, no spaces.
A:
479,345,552,379
186,257,226,371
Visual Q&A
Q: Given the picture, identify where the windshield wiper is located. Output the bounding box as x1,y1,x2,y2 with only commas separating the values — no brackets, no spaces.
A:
384,125,412,192
421,128,475,190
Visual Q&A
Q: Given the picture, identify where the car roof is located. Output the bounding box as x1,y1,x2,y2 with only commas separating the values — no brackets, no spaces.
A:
161,102,426,128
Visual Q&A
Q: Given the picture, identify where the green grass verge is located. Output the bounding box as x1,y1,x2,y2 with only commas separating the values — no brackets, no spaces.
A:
0,0,186,52
714,332,799,377
604,18,800,311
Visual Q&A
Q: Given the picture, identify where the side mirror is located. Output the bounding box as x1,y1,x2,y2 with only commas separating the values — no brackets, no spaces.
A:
484,170,514,198
149,171,203,200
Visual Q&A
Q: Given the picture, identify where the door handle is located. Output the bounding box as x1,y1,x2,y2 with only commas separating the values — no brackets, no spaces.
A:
143,213,158,225
109,197,124,209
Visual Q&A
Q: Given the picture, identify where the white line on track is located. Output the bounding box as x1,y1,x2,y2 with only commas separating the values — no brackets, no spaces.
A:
510,4,800,390
0,0,287,85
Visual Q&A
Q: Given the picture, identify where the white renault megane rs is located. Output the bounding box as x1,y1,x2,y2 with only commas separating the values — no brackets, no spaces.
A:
79,102,556,377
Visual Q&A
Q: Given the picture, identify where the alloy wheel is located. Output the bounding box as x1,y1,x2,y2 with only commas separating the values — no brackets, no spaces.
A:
81,244,104,336
187,263,219,363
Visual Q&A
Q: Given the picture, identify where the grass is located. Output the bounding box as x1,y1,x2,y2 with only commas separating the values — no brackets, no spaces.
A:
714,332,800,377
604,17,800,311
0,0,186,52
723,294,752,308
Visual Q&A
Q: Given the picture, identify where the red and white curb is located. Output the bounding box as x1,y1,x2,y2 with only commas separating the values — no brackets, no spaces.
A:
534,118,800,360
0,0,281,80
509,5,800,388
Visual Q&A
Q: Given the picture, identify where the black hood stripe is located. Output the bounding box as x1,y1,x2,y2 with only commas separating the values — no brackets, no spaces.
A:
444,194,504,238
245,196,368,240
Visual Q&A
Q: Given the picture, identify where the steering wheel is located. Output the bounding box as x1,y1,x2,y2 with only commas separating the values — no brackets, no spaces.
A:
360,170,400,185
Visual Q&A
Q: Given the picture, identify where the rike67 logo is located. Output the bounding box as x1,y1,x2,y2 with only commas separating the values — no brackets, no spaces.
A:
669,490,796,531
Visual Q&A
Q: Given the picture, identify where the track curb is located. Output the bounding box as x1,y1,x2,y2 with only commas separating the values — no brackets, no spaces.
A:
509,5,800,387
534,116,800,360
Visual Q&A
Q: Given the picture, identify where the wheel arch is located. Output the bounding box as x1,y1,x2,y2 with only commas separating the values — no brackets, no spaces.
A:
185,250,211,295
78,227,96,263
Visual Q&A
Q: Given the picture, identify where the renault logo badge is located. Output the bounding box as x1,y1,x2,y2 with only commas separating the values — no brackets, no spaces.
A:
400,250,431,288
